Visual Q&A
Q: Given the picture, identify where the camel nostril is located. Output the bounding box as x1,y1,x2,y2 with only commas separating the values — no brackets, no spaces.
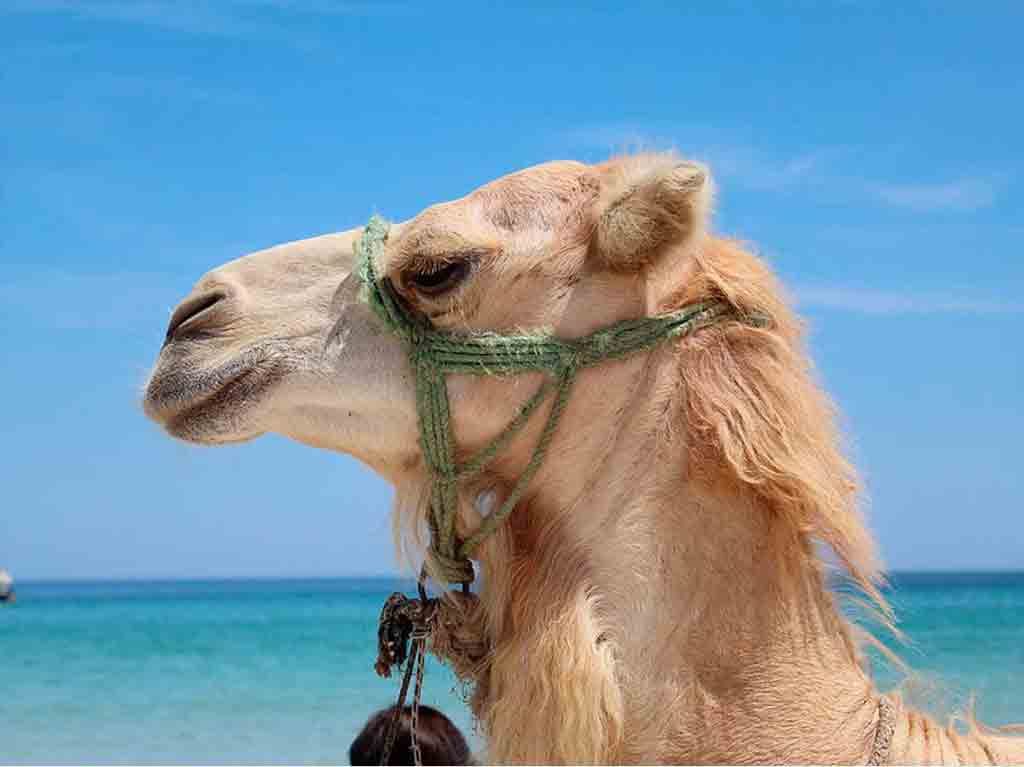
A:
165,291,228,341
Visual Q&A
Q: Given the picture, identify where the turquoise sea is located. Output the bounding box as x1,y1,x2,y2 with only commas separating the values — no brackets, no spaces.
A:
2,573,1022,764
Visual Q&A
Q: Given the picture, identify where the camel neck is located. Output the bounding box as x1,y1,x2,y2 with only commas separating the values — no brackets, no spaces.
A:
475,352,884,763
590,479,881,763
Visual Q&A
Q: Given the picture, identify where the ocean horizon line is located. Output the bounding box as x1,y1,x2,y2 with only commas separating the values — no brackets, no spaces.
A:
9,568,1024,587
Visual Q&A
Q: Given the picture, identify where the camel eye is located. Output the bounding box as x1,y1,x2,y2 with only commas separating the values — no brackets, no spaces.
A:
403,258,473,297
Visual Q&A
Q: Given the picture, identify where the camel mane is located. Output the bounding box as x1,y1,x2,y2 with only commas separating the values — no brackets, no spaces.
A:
672,236,888,613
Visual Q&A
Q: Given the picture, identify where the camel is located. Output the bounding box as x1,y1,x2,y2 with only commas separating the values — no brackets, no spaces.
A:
143,153,1022,765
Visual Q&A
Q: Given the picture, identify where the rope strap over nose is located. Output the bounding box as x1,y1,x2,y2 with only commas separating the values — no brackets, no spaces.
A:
356,215,763,586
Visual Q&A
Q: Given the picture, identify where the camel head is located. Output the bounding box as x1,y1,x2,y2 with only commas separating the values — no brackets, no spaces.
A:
144,154,1024,766
144,154,715,488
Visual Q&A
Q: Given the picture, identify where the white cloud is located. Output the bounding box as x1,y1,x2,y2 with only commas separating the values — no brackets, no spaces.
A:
700,145,834,191
560,123,832,192
795,284,1024,315
2,0,406,40
561,123,671,153
870,178,999,211
560,123,1007,211
4,1,266,38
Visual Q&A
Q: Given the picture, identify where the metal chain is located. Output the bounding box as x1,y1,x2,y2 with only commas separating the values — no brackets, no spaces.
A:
410,637,427,766
375,575,436,767
379,641,417,766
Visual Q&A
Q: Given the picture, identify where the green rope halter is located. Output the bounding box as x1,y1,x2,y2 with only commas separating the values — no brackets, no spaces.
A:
356,215,753,585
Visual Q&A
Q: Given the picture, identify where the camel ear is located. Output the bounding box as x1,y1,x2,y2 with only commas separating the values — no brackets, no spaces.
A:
592,156,712,271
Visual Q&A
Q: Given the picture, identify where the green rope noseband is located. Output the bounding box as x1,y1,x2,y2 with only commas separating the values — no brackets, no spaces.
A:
356,215,752,585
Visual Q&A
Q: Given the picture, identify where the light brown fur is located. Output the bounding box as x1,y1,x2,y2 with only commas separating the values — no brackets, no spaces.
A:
144,153,1023,764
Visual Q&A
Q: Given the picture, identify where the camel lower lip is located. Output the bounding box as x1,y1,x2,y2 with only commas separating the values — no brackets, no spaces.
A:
143,343,282,436
157,366,271,444
144,368,245,426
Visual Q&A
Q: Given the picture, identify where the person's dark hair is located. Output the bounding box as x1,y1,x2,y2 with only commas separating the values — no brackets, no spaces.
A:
349,704,471,765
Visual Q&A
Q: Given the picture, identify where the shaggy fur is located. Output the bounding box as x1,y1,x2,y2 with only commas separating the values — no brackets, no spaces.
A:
144,152,1023,764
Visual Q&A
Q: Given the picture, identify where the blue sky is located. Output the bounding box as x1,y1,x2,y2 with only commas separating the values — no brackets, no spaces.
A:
2,1,1021,579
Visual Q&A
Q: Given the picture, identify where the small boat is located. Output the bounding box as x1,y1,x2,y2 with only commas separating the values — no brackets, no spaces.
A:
0,569,14,603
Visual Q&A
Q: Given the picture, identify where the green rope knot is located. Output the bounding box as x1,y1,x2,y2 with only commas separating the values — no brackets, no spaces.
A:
356,215,758,585
558,346,582,374
426,548,475,585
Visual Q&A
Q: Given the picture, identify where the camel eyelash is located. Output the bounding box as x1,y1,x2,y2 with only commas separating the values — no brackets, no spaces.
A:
400,252,481,298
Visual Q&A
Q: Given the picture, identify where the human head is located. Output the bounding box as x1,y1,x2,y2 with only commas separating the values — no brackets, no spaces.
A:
349,704,472,765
